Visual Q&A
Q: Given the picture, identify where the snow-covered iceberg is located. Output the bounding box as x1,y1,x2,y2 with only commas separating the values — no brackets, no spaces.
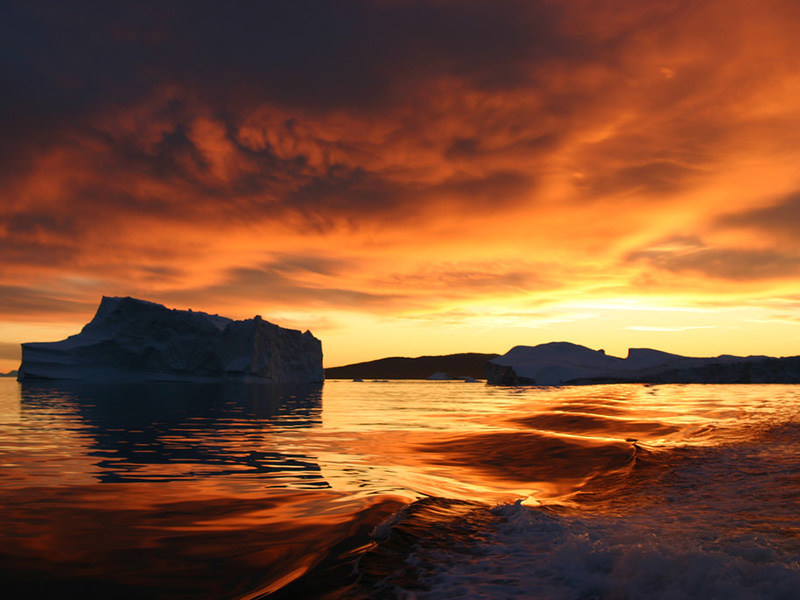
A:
486,341,800,385
18,297,324,383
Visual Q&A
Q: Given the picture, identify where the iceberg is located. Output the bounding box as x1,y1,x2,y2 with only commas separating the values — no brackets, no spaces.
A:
486,341,800,385
426,372,480,382
427,371,455,380
18,297,324,383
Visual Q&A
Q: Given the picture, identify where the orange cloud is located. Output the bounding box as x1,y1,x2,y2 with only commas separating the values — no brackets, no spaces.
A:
3,0,800,370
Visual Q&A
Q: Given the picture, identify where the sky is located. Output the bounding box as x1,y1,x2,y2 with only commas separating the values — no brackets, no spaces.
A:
3,0,800,372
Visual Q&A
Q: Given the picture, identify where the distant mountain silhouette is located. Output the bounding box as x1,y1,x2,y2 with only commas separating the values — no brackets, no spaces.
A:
487,341,800,385
325,353,500,380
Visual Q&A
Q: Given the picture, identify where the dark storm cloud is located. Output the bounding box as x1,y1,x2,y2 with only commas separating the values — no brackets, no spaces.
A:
288,166,535,226
0,0,583,207
0,0,687,247
5,0,800,340
0,0,582,118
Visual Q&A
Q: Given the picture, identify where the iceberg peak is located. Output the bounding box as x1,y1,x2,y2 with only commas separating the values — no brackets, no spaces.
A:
18,297,324,383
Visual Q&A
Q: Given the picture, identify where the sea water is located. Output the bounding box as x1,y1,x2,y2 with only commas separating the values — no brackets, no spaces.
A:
1,379,799,598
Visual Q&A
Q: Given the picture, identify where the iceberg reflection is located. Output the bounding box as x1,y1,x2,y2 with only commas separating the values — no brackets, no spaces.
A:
18,381,326,488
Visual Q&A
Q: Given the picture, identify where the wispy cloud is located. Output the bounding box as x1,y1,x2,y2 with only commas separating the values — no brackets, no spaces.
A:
627,238,800,281
626,325,716,332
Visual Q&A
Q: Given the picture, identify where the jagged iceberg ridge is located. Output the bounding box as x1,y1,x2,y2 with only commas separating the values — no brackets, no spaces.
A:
487,341,800,385
18,297,324,382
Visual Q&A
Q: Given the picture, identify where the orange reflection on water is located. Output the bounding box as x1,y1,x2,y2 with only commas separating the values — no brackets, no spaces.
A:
5,379,800,597
0,481,406,599
317,381,800,505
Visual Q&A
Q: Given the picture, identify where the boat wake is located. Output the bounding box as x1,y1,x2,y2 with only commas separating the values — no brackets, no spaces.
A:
342,423,800,599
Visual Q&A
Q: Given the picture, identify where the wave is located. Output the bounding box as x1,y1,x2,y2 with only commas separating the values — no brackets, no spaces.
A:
417,431,638,500
344,416,800,599
512,412,682,440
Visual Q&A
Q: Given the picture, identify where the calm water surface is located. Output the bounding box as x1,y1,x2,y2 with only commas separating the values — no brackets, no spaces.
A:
1,379,800,598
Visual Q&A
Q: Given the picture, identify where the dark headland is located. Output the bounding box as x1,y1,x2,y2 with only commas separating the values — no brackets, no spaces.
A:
325,353,500,380
328,343,800,385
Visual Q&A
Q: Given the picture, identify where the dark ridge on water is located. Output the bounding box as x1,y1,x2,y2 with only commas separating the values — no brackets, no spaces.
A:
262,497,492,599
325,353,499,380
417,431,638,487
353,497,494,598
262,498,407,600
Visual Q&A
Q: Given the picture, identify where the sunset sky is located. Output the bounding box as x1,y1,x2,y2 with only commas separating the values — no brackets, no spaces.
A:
3,0,800,372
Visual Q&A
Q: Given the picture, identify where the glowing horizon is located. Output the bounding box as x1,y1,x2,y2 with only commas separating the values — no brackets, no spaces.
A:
3,1,800,372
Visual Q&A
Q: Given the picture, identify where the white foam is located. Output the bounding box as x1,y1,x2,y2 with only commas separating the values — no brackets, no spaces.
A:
401,426,800,599
405,501,800,599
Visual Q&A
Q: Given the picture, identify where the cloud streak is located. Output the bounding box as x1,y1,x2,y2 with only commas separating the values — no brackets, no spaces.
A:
627,237,800,281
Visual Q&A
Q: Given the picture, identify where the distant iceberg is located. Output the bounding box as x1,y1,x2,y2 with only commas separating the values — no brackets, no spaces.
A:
426,372,480,382
427,371,456,380
487,341,800,385
18,297,324,383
